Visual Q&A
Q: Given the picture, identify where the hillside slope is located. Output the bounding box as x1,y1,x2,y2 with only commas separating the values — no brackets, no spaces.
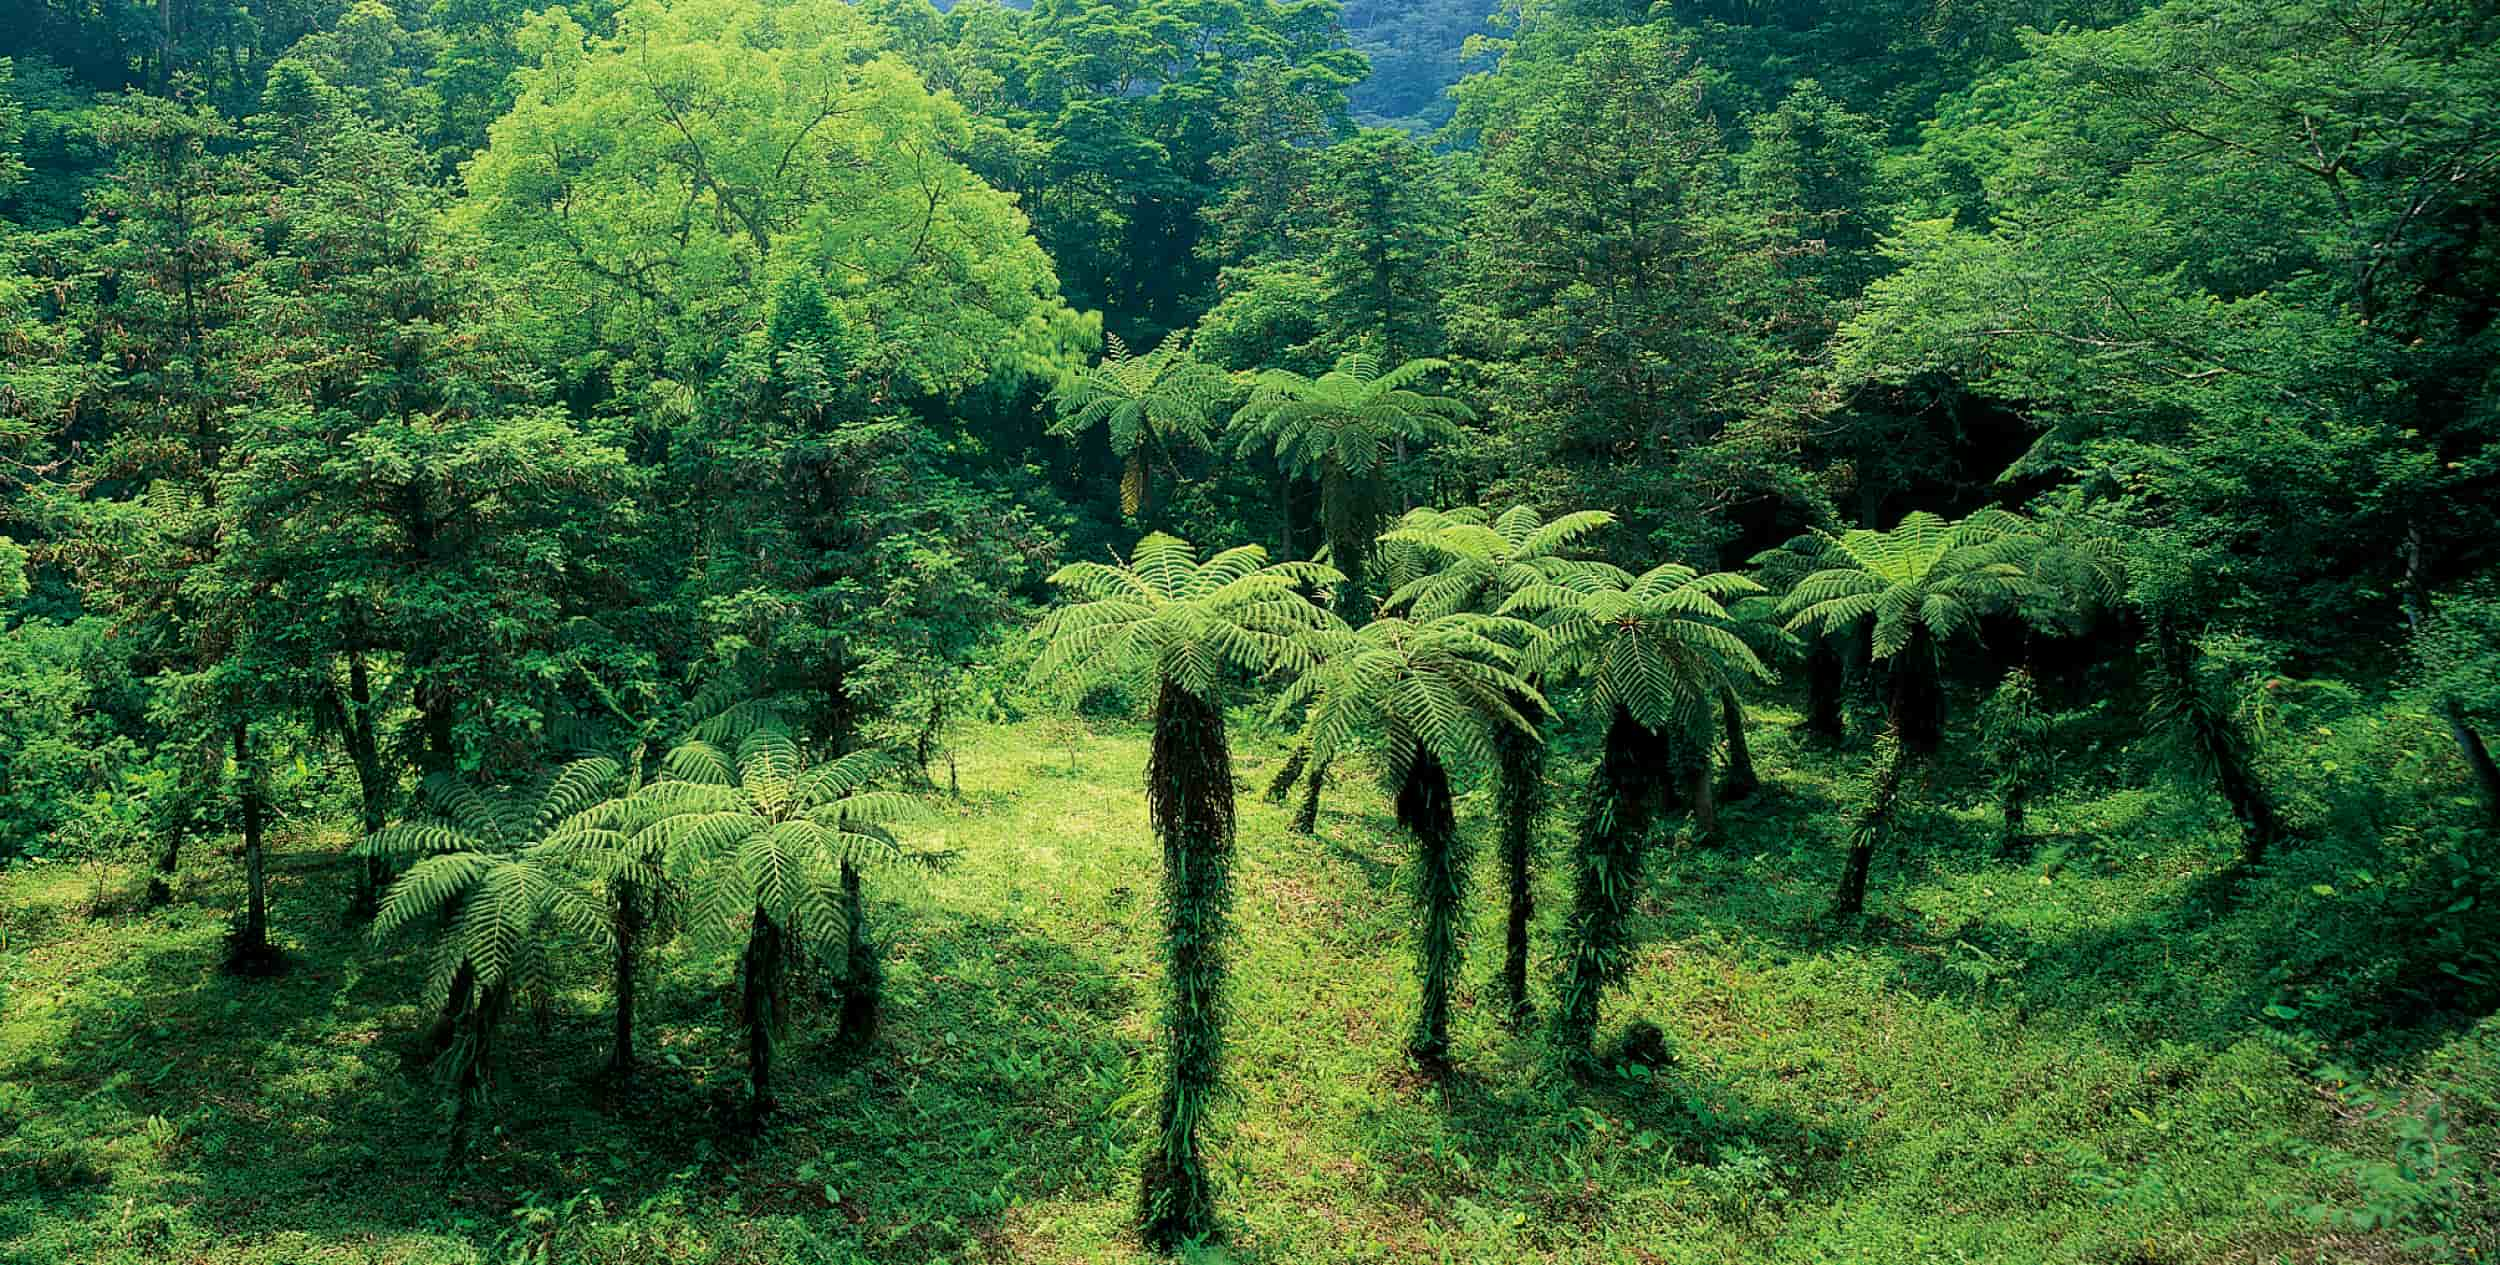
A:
6,714,2486,1262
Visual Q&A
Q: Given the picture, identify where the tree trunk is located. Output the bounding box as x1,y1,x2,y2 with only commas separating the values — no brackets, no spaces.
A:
1688,742,1719,842
1834,730,1908,917
1139,681,1235,1251
2444,699,2500,829
1395,751,1465,1073
1292,755,1327,834
1493,722,1543,1030
1121,449,1152,519
227,724,279,973
1998,781,2030,858
1320,459,1370,624
836,859,880,1047
429,960,475,1052
1804,638,1846,744
1718,685,1757,802
344,651,389,920
1554,708,1671,1071
1276,471,1296,558
1887,631,1944,756
1265,740,1308,806
148,816,184,908
2151,620,2284,866
742,905,786,1126
608,880,642,1081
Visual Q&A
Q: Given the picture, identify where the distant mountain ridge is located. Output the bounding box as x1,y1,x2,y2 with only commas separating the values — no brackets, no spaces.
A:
923,0,1495,133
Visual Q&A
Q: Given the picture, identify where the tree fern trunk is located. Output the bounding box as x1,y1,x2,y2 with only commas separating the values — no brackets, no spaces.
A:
228,724,280,974
742,906,785,1126
1395,751,1465,1073
1265,741,1308,806
1320,459,1369,624
837,859,880,1047
1554,708,1670,1072
2442,699,2500,830
1121,449,1151,518
147,816,184,908
1140,681,1235,1250
1804,638,1846,745
345,651,389,920
1494,721,1544,1030
1835,729,1908,917
1292,755,1327,834
608,880,641,1081
2151,620,2285,866
1720,686,1758,801
1888,629,1944,755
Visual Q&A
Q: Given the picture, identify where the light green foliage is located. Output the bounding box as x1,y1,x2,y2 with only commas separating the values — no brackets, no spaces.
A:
1273,613,1542,785
365,759,627,1017
1382,504,1622,622
1032,533,1342,706
1229,352,1472,615
458,0,1073,400
1509,564,1771,737
644,720,924,952
1775,510,2040,661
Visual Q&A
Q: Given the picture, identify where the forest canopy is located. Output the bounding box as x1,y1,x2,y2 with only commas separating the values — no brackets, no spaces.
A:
2,0,2497,1262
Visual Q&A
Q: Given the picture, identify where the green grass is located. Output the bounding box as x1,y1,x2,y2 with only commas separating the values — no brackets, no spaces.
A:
3,709,2493,1263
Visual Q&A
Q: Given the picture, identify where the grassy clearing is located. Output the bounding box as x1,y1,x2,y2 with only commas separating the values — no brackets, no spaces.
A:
1,709,2492,1264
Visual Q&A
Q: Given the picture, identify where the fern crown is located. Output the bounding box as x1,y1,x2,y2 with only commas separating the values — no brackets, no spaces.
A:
1272,612,1546,786
1503,563,1770,734
1032,532,1346,704
1226,351,1473,479
1380,503,1625,624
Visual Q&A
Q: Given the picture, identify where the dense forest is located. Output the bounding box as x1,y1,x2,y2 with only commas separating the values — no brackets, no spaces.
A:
2,0,2497,1261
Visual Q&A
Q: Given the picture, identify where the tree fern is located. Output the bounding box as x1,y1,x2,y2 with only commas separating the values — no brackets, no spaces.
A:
1049,331,1233,518
1273,613,1543,1071
641,711,932,1118
1033,533,1343,1249
1379,501,1620,1024
1501,563,1768,1068
1229,352,1474,622
363,757,625,1163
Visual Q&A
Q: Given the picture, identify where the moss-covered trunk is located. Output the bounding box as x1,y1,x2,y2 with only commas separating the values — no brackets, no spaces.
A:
1835,729,1908,917
1493,720,1544,1029
607,879,642,1080
344,651,390,920
1139,680,1236,1249
2151,620,2284,866
1887,628,1944,755
742,905,786,1125
1803,637,1846,744
1554,706,1672,1071
1719,685,1758,801
1395,750,1466,1072
837,858,880,1047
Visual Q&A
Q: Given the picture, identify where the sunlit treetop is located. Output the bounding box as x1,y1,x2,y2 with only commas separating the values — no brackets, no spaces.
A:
455,0,1084,403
